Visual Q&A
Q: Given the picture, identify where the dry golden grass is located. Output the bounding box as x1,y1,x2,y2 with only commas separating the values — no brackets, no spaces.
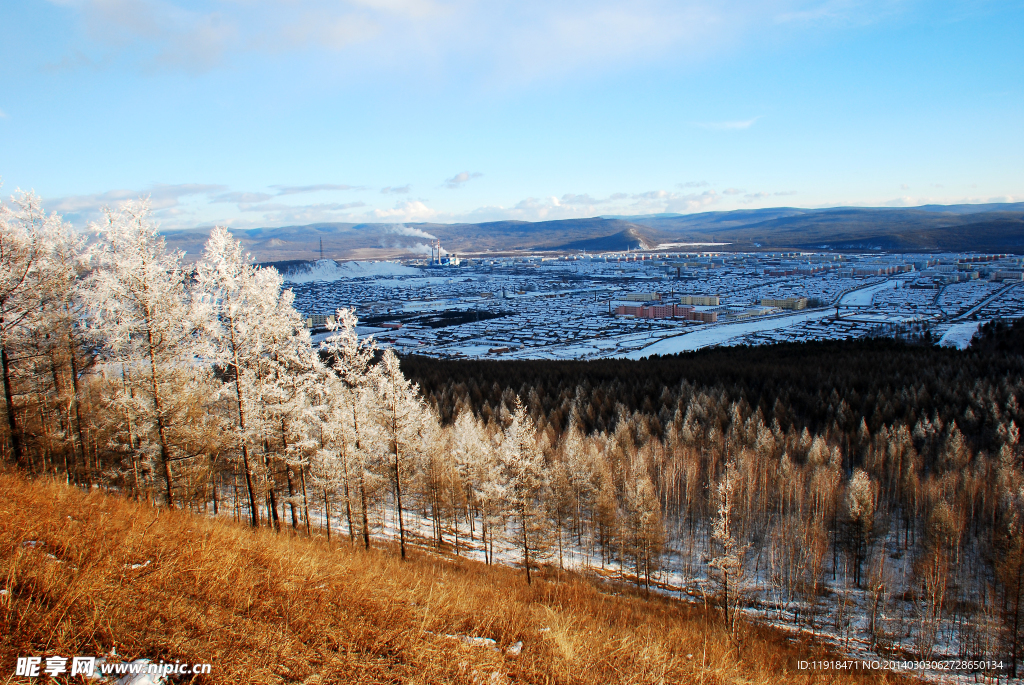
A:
0,471,913,684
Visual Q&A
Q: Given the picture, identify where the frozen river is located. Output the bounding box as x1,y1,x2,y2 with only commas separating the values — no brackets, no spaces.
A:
619,280,899,359
620,310,836,359
838,279,898,307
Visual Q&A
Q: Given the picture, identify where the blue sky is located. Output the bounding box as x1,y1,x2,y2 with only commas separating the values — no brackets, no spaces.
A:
1,0,1021,229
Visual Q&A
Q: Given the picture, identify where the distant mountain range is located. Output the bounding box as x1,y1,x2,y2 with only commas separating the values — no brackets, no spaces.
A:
161,202,1024,261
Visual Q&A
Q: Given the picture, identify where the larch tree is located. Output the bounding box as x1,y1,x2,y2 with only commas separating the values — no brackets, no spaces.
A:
321,307,381,549
86,200,199,507
842,468,877,587
710,458,746,635
195,226,276,526
561,419,595,548
498,395,548,583
373,348,425,560
43,208,90,483
0,191,68,467
623,459,665,595
451,408,488,551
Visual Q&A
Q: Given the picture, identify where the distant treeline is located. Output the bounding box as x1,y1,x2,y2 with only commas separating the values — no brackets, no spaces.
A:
405,319,1024,461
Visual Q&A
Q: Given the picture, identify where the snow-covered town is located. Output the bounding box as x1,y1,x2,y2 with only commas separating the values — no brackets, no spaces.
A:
285,250,1024,358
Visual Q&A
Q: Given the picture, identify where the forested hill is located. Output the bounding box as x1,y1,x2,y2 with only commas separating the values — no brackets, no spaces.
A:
404,318,1024,458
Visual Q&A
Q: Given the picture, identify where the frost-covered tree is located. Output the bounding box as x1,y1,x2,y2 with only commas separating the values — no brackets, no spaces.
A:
561,418,595,547
623,459,665,594
373,348,425,559
451,408,489,551
0,191,72,467
198,227,318,529
321,308,381,549
842,468,876,587
710,459,745,634
499,395,548,583
195,227,277,526
86,200,200,507
43,208,90,482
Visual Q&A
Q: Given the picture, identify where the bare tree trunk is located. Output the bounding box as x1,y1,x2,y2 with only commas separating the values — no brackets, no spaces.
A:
391,388,407,559
300,466,311,536
342,452,355,541
323,488,332,542
145,327,174,508
286,465,299,530
359,473,371,550
1,338,24,466
230,332,259,527
521,505,532,584
67,332,87,484
395,445,407,559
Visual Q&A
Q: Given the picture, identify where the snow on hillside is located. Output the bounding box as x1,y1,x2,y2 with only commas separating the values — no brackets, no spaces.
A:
283,259,421,283
938,321,983,349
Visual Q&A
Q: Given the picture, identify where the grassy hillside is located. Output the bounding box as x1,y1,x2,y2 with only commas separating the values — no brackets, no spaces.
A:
0,472,910,684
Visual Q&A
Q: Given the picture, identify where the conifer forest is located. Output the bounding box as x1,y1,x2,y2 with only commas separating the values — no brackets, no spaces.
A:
3,192,1024,673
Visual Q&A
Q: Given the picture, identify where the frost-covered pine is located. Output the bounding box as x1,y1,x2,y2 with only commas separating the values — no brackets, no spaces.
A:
561,418,595,548
623,458,664,593
498,395,548,583
41,204,90,481
0,191,74,466
373,348,425,559
710,458,745,632
842,468,876,586
195,226,277,525
85,200,201,507
320,308,382,549
452,408,500,562
197,226,321,528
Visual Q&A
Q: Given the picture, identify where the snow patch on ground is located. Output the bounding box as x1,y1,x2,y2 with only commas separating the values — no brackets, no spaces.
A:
283,260,421,283
938,321,983,349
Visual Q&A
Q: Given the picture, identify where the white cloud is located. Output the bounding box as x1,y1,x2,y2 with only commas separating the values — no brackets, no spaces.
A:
212,191,273,204
230,201,369,226
271,183,361,195
43,0,909,81
836,193,1021,210
373,199,439,221
723,187,744,195
449,188,722,222
381,184,411,194
443,171,483,189
677,181,709,188
46,182,227,223
560,193,609,205
237,201,366,213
